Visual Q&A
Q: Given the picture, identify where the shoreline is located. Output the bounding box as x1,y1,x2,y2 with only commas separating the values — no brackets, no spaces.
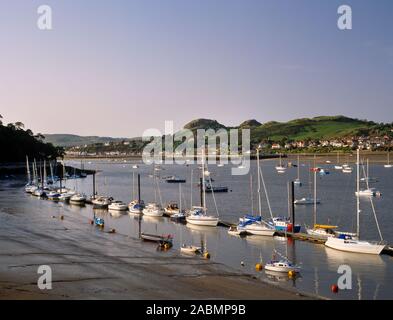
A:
0,183,317,300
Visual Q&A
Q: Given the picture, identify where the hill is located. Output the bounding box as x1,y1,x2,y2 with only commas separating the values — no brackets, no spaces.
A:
249,116,377,143
43,134,133,147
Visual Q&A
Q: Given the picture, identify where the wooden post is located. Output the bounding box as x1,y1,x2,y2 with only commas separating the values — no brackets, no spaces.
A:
138,174,141,203
92,171,96,198
200,177,203,207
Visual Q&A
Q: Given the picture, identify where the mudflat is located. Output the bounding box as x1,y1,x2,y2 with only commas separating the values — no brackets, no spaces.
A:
0,183,311,300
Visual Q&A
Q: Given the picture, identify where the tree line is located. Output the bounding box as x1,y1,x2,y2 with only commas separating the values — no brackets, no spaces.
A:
0,114,64,163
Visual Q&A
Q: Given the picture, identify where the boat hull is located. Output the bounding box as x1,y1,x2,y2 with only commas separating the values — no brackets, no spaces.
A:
239,224,275,236
325,237,385,255
186,216,219,227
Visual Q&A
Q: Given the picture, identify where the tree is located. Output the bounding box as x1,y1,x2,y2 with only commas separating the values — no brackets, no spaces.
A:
14,122,25,130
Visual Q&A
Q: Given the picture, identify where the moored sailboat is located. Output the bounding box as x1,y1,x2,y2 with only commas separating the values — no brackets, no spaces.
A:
325,149,386,255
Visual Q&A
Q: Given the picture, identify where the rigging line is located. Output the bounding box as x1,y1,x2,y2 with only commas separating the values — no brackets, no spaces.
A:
360,159,383,241
205,161,220,217
258,163,274,220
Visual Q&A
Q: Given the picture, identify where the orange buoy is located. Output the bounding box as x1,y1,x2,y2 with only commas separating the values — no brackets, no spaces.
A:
204,252,211,259
255,263,263,271
331,284,339,293
288,270,296,278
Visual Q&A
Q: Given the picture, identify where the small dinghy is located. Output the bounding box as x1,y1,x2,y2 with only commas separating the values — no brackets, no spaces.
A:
180,244,201,254
227,226,246,236
141,233,173,247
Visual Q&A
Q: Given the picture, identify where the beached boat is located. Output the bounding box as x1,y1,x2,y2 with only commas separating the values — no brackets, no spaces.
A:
141,233,173,246
180,245,201,254
325,149,386,255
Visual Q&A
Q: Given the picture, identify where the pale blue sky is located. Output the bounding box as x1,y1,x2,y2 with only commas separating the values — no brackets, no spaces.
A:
0,0,392,137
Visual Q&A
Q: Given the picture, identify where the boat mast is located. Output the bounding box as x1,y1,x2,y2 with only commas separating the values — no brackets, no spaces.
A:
257,148,262,217
26,156,31,184
313,156,317,226
356,148,360,238
137,173,141,203
202,148,207,212
297,155,300,180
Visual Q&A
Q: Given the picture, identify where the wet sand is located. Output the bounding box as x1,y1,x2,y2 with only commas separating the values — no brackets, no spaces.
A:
0,182,312,300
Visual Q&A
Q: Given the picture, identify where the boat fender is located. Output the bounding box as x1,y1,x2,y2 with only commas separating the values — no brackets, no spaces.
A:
241,261,245,267
288,270,296,278
331,284,339,293
203,252,210,259
255,263,263,271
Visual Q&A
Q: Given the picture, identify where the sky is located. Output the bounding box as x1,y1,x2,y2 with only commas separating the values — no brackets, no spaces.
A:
0,0,392,137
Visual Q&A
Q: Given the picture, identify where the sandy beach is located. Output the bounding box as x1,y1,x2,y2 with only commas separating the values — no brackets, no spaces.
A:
0,180,311,300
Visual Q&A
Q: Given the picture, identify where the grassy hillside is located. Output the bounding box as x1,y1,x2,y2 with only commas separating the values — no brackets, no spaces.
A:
250,116,375,143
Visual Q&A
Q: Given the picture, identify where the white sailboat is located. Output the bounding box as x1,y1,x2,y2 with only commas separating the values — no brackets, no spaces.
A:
360,159,378,183
237,148,275,236
384,152,393,168
294,155,302,186
186,149,219,227
306,167,338,238
325,149,386,255
275,154,286,173
356,159,381,197
334,152,343,170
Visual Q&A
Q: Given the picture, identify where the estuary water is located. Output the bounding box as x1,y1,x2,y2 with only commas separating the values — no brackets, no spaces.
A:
8,158,393,299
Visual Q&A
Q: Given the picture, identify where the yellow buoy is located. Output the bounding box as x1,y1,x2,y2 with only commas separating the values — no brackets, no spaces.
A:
204,252,211,259
288,270,296,278
255,263,263,271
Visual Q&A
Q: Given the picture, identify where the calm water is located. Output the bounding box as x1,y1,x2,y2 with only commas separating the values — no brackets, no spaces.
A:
11,159,393,299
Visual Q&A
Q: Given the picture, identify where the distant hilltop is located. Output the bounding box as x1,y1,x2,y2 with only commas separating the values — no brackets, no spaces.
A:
45,115,393,149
